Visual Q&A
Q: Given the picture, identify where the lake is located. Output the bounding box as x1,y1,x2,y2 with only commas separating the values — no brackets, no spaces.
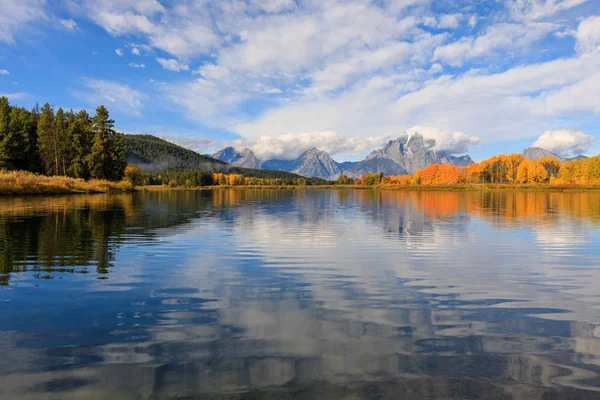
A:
1,189,600,399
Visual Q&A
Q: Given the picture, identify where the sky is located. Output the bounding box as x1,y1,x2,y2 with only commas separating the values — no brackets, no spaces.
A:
0,0,599,162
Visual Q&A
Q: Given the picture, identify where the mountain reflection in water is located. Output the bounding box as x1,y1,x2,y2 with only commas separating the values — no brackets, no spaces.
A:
0,189,599,399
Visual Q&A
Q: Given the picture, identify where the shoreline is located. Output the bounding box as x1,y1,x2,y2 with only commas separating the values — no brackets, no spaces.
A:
142,184,600,192
2,176,600,196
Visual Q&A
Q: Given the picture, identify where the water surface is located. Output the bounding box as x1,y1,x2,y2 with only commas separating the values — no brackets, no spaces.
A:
1,189,600,399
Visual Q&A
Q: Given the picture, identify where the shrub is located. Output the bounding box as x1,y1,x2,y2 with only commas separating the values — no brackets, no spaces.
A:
124,165,144,186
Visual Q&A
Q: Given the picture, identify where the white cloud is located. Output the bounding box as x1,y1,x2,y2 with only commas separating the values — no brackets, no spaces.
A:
79,1,219,58
0,92,27,100
128,62,145,68
156,58,189,72
575,15,600,54
131,47,141,55
232,127,482,160
251,0,296,13
468,15,478,28
77,78,146,115
59,18,77,30
164,136,222,152
433,22,557,67
233,50,600,145
0,0,47,43
17,0,597,156
504,0,591,20
115,48,124,56
0,70,9,76
406,126,482,154
533,129,596,156
437,13,462,29
231,131,393,160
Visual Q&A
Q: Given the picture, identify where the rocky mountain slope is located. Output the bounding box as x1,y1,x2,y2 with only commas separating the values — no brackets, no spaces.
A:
213,147,262,169
522,147,587,162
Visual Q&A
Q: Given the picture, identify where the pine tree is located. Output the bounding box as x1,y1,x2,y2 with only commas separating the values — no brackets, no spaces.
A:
54,108,68,175
67,110,93,179
37,103,59,175
25,104,41,172
4,106,30,170
88,106,126,181
0,97,11,168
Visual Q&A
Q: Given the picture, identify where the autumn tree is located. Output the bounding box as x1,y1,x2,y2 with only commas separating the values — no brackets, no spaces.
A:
124,164,144,186
337,174,349,185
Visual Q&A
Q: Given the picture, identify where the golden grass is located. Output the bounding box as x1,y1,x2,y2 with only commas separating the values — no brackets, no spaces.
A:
0,170,135,195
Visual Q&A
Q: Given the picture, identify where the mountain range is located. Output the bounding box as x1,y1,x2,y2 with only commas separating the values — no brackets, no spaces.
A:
522,147,586,162
214,132,474,179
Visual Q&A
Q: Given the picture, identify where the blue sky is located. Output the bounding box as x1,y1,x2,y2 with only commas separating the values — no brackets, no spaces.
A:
1,0,599,162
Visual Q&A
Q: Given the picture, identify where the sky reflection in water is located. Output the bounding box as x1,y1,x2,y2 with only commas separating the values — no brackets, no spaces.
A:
0,189,600,399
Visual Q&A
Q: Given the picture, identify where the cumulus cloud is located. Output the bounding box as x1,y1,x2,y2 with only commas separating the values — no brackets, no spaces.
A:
532,129,595,156
0,70,9,76
406,126,482,154
225,127,481,160
76,78,147,115
234,49,600,144
115,48,124,56
131,47,141,55
128,62,145,68
156,58,189,72
575,15,600,54
231,131,393,160
59,18,77,30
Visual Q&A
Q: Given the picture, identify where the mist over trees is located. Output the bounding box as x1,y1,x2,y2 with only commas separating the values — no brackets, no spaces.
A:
0,97,126,181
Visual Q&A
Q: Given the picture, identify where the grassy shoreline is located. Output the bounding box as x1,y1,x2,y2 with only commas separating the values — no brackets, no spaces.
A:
2,173,599,196
0,171,135,195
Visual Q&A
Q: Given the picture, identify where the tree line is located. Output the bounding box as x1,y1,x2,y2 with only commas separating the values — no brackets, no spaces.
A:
143,170,312,187
341,153,600,186
0,97,126,181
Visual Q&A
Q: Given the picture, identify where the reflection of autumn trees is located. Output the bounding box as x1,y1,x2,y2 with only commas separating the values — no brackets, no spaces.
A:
352,191,600,226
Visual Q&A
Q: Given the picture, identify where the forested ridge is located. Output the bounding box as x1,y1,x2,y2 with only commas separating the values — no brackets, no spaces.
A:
125,134,225,171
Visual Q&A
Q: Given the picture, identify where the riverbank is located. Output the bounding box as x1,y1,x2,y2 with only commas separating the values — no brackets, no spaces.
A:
0,171,135,195
142,183,600,192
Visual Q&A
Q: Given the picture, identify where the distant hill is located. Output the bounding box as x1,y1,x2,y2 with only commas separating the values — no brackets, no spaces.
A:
125,134,226,172
213,132,474,179
125,134,326,182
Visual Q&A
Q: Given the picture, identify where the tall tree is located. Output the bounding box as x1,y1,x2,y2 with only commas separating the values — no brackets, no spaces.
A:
0,97,11,168
3,106,31,170
88,106,126,181
37,103,59,175
54,108,68,175
67,110,93,179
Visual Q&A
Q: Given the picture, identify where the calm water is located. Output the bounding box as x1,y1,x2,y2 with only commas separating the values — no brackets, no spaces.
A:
1,189,600,400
